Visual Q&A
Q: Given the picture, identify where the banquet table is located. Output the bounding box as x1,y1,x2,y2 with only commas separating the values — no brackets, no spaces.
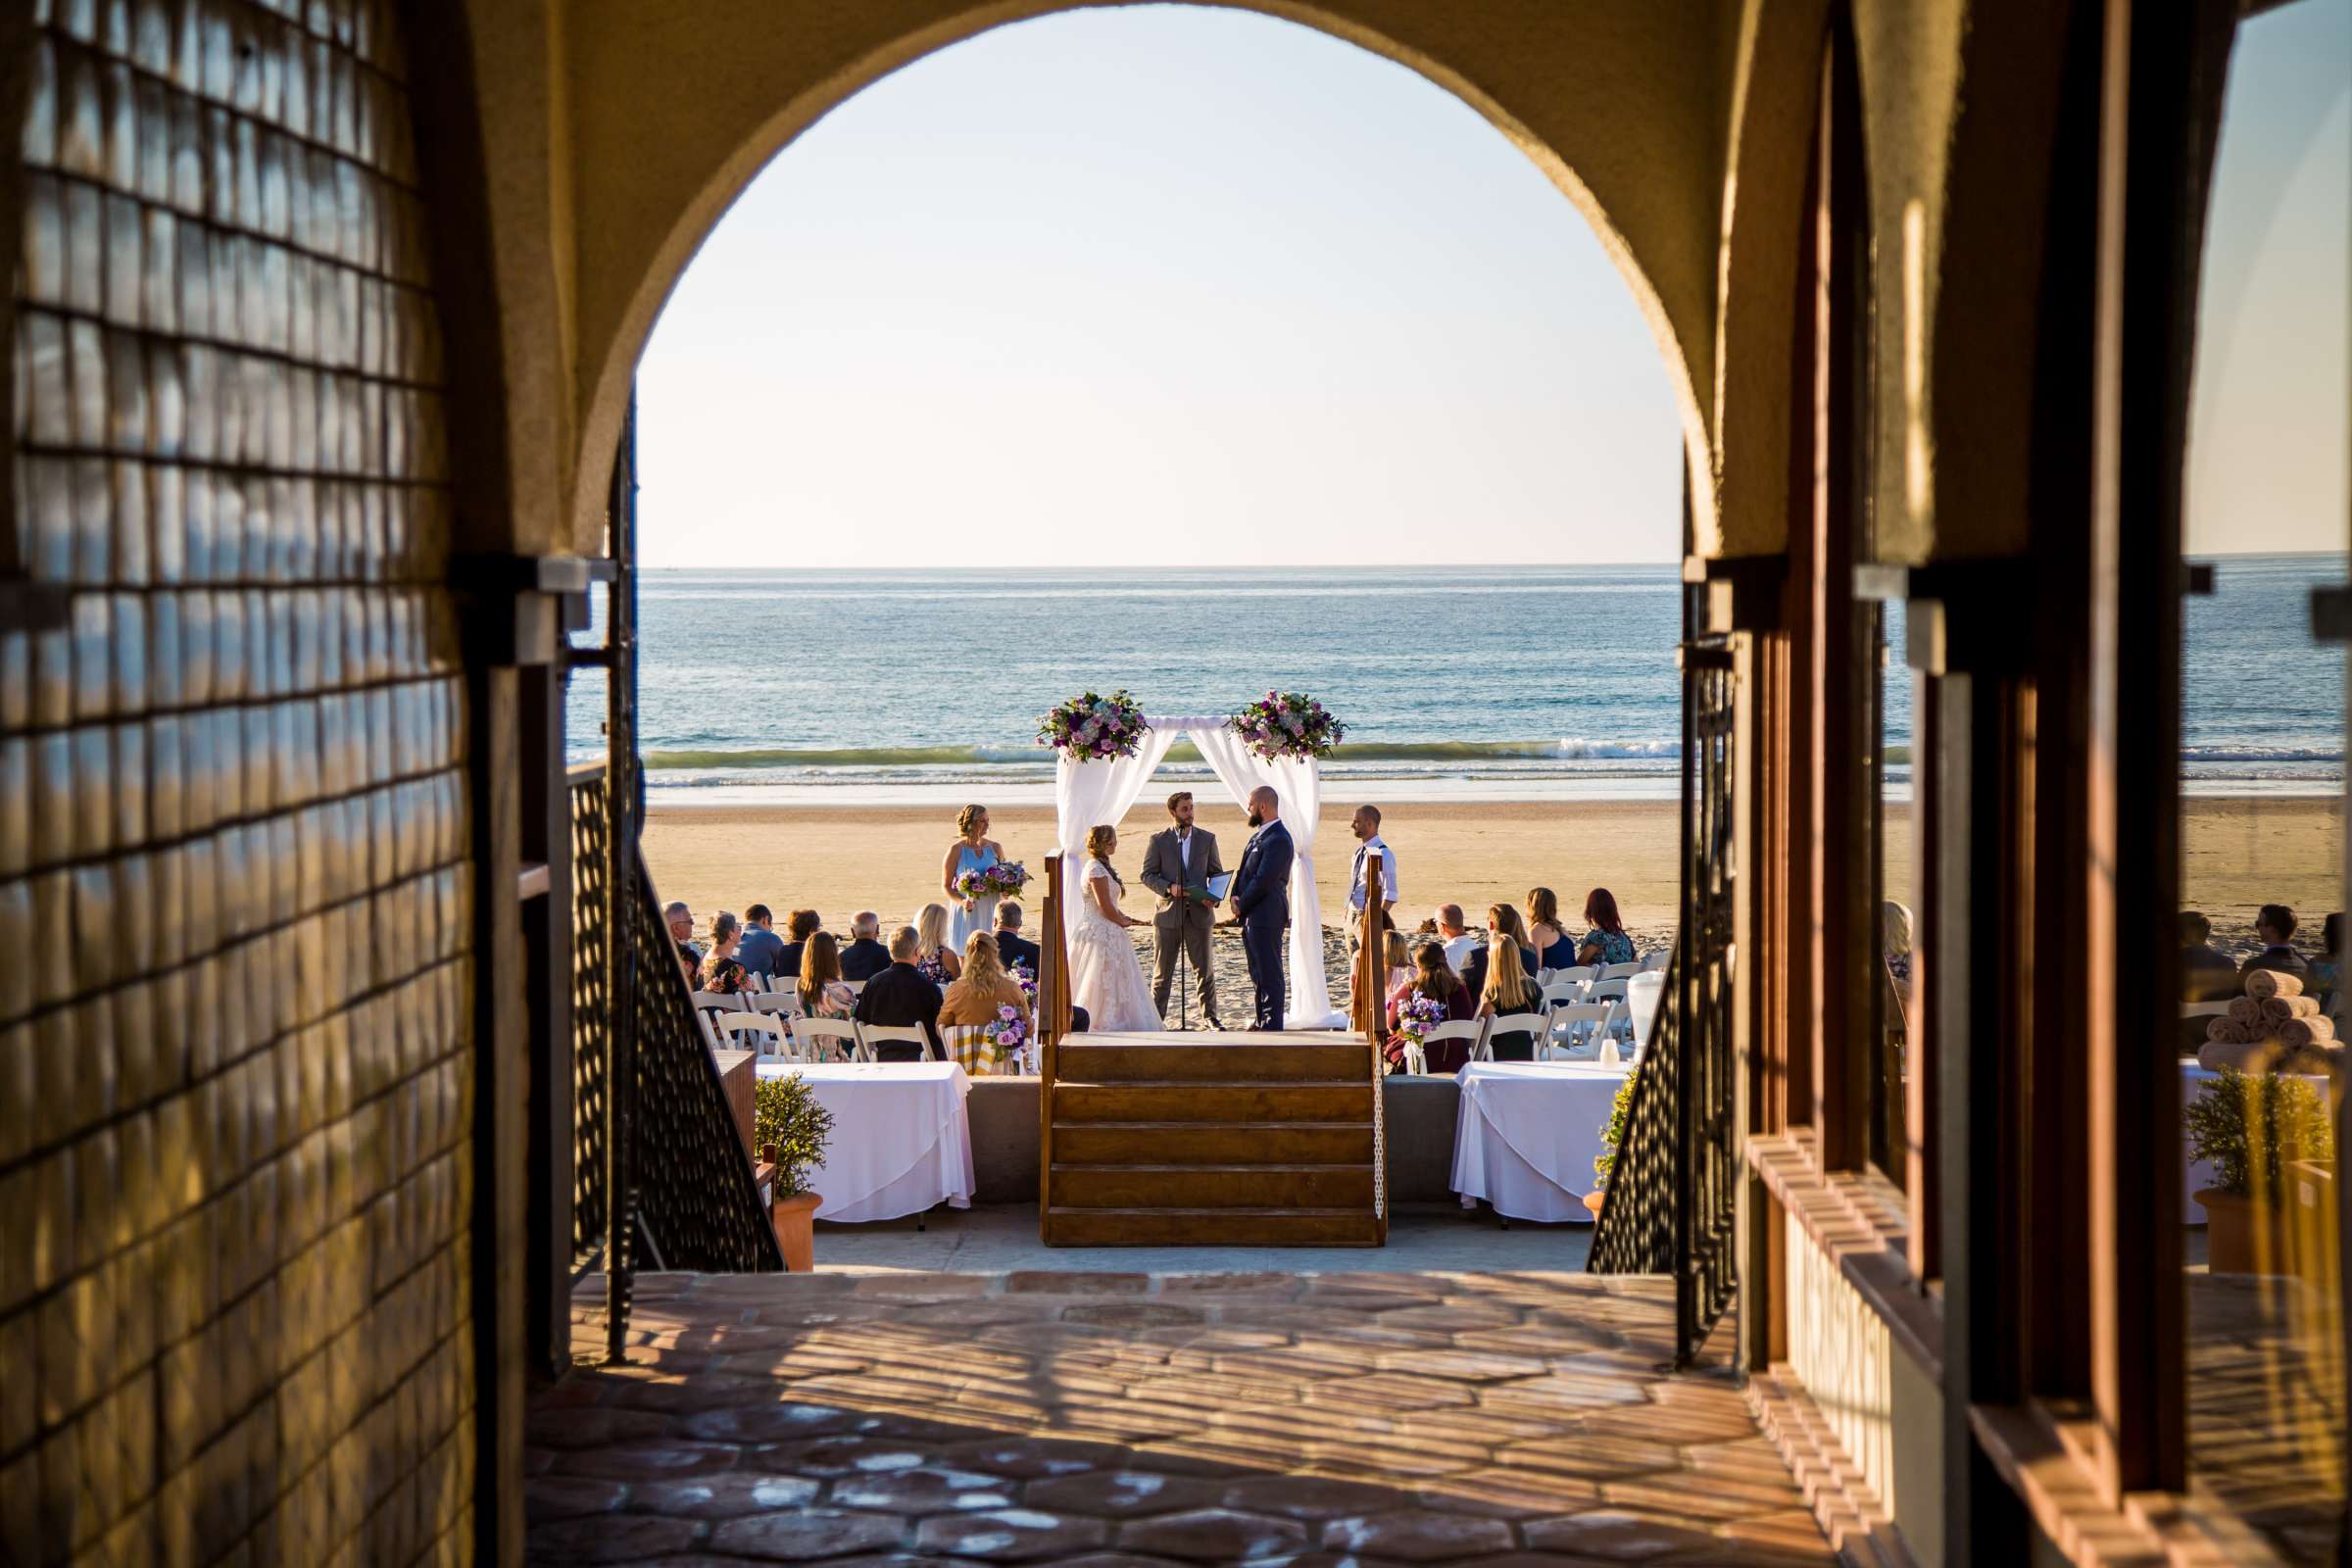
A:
1450,1059,1632,1224
755,1060,976,1222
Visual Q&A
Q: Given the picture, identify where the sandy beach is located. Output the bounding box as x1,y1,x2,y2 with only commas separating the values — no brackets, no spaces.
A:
640,795,2343,964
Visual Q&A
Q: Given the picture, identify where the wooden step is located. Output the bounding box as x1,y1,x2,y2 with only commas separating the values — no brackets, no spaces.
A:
1052,1082,1373,1124
1049,1162,1375,1209
1042,1206,1384,1247
1051,1122,1374,1166
1055,1038,1373,1085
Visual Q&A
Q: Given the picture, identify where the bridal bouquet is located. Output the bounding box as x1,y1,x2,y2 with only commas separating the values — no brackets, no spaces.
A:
985,1003,1031,1072
1009,959,1037,1007
955,861,1030,902
1038,690,1149,760
1389,993,1450,1075
1230,690,1346,762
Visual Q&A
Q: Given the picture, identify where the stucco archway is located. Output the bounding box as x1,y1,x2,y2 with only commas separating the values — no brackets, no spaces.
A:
556,0,1729,558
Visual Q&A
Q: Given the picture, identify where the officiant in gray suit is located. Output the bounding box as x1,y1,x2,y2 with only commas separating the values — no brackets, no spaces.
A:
1141,791,1227,1028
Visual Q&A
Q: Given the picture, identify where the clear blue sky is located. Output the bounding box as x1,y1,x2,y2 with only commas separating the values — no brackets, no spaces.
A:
2189,0,2350,557
637,1,2348,568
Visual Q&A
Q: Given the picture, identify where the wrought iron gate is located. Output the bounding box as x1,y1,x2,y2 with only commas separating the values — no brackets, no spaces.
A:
1590,633,1740,1365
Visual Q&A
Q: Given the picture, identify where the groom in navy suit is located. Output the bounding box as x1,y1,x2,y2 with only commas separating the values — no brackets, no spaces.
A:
1226,785,1295,1031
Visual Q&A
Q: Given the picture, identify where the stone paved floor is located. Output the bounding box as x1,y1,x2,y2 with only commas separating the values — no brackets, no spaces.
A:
529,1270,1836,1565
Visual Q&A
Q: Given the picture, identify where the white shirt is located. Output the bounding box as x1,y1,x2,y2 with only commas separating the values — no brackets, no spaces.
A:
1347,836,1399,909
1442,932,1479,973
1176,829,1193,875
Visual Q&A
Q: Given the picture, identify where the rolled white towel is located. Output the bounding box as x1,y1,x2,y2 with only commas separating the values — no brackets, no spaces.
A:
2245,969,2306,1002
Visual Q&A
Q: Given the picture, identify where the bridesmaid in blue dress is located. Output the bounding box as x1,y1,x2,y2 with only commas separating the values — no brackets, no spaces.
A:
1526,887,1579,970
942,804,1007,951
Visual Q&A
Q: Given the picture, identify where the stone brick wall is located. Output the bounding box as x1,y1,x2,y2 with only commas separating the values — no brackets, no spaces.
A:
1,2,475,1561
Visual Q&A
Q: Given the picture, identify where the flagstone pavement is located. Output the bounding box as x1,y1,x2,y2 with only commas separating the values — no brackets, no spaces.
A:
529,1269,1837,1565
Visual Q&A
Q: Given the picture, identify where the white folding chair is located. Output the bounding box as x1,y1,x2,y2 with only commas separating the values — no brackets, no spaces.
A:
1534,967,1554,988
857,1023,934,1063
1598,960,1642,981
1640,950,1668,972
1542,1002,1613,1060
844,979,867,998
1475,1012,1546,1061
691,989,751,1014
793,1016,866,1063
1553,964,1596,988
1402,1017,1487,1075
1587,977,1630,1003
693,1006,724,1054
712,1010,796,1064
748,990,805,1019
1540,978,1589,1008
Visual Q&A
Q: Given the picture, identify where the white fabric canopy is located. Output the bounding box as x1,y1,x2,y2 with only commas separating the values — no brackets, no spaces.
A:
1054,715,1340,1028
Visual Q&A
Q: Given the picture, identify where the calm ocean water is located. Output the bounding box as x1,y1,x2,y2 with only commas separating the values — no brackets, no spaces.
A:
566,559,2346,803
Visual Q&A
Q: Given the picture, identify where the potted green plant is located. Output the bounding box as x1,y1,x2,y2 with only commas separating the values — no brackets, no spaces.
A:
2186,1067,2335,1274
755,1072,835,1271
1586,1064,1642,1216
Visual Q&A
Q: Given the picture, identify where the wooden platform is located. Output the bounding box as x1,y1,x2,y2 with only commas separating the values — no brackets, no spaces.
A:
1041,1031,1388,1247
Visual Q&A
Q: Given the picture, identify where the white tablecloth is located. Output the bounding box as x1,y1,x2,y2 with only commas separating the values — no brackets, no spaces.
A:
755,1061,976,1222
1450,1060,1632,1224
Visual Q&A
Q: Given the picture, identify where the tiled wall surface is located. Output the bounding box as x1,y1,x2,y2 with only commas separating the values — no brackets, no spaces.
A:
2,1,475,1562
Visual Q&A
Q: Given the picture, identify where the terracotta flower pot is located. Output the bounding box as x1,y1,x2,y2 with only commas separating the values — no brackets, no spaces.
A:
771,1191,822,1272
2193,1186,2294,1276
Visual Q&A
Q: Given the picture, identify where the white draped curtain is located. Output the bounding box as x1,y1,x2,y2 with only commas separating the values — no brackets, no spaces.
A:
1054,715,1339,1029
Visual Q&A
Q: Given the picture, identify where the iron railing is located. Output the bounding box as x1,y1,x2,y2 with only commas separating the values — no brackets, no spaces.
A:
569,763,611,1277
564,768,781,1351
1590,634,1740,1365
621,858,782,1276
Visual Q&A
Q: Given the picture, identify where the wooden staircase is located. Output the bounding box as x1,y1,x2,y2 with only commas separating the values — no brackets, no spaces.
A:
1041,1032,1387,1247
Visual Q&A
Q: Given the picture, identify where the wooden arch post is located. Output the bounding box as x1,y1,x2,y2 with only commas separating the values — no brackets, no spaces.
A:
1352,850,1388,1047
1037,852,1071,1239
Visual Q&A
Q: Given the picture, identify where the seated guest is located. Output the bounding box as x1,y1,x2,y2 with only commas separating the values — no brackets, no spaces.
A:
939,932,1032,1036
1459,904,1540,1001
1576,888,1639,968
736,905,785,978
776,908,823,978
1387,943,1475,1072
2240,904,2312,983
854,926,945,1061
1433,904,1478,973
1526,888,1577,971
698,911,753,995
994,904,1041,974
838,911,892,982
2312,912,2345,998
1383,930,1414,995
1475,931,1544,1060
914,903,962,983
1885,901,1915,995
796,931,858,1019
2179,910,2238,1001
666,901,703,961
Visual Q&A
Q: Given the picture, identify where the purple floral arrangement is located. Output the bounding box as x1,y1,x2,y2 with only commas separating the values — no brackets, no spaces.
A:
985,1003,1030,1067
1009,959,1037,1006
1037,690,1149,761
1229,690,1346,762
1395,993,1449,1045
955,861,1030,902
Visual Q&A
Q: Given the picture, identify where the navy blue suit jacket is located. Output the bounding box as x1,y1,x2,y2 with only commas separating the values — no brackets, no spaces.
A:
1231,820,1295,925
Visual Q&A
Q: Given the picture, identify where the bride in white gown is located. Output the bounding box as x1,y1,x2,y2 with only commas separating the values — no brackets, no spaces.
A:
1069,825,1164,1032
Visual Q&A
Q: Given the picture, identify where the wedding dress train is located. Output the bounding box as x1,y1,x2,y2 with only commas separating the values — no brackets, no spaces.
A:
1069,858,1163,1032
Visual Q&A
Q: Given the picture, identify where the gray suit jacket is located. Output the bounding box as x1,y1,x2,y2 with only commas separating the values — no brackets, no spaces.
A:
1140,826,1225,927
